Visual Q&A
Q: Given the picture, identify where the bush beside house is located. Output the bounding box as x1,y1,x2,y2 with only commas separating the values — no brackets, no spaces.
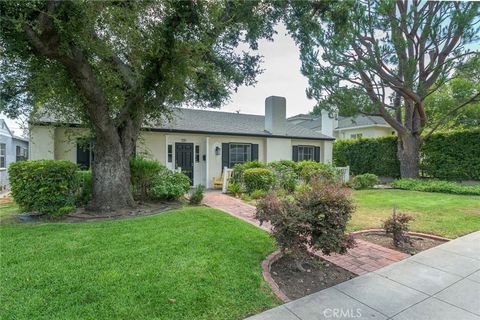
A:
229,160,341,198
9,158,191,217
9,160,79,217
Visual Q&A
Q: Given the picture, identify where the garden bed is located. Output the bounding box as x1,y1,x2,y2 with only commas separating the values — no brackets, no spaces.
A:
352,230,448,255
14,201,183,223
267,253,356,301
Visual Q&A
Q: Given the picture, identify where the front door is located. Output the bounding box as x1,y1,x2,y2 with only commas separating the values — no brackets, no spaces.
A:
175,143,194,185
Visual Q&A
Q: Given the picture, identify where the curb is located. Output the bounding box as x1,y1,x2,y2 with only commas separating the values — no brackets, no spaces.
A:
261,251,291,303
350,229,451,242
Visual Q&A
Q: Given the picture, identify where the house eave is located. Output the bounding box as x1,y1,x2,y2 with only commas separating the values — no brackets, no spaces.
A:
30,121,336,141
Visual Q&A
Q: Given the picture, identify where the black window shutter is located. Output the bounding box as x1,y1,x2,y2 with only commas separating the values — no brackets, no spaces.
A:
292,146,299,162
76,140,90,170
314,146,321,162
222,143,229,169
251,144,259,161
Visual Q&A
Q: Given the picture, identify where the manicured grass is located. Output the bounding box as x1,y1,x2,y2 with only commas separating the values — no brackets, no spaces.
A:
0,207,278,320
350,189,480,239
0,202,20,224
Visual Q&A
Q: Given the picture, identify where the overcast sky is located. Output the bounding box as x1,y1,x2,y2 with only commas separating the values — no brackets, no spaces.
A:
221,23,315,117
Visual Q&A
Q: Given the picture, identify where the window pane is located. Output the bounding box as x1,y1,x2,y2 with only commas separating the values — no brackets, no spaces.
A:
229,143,251,167
298,146,314,161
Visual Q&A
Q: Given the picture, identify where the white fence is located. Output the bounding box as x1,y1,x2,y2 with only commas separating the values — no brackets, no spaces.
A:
336,166,350,184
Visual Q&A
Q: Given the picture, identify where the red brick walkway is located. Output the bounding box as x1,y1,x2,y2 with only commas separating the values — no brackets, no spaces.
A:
203,191,409,275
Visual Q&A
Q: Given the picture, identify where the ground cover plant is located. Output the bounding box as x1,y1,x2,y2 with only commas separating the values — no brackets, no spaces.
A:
350,189,480,238
0,207,278,320
392,178,480,196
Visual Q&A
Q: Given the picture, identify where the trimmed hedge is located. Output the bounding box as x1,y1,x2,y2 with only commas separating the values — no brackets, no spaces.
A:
334,136,400,178
333,129,480,181
9,160,78,216
421,130,480,181
392,179,480,196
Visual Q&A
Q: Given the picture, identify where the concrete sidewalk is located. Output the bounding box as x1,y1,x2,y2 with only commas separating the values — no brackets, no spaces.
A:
247,231,480,320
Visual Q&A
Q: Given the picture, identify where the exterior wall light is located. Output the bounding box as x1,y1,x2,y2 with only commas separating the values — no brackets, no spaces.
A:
215,146,221,156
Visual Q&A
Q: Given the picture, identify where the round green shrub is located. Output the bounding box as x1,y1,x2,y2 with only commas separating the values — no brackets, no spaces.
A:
243,168,276,193
231,160,266,184
352,173,379,190
149,172,191,200
9,160,79,216
296,161,339,183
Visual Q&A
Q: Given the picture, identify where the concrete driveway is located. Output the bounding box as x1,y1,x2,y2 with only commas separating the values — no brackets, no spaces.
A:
247,231,480,320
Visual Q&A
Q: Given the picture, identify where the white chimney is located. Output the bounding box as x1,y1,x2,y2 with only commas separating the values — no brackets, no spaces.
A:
321,109,334,137
265,96,287,135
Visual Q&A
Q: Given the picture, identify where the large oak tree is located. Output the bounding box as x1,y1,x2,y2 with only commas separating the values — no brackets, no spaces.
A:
1,0,279,211
286,0,479,178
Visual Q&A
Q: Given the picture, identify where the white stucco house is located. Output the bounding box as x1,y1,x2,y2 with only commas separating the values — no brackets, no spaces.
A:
29,96,335,188
0,119,29,190
289,113,395,139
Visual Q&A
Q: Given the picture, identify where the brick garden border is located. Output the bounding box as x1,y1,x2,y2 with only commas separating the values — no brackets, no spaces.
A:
261,251,291,303
350,228,451,242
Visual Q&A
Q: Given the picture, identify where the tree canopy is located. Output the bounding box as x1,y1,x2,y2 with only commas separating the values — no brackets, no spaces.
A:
286,0,480,177
0,0,280,210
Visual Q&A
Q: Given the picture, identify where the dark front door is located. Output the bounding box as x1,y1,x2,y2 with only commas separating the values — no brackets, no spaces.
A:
175,143,194,185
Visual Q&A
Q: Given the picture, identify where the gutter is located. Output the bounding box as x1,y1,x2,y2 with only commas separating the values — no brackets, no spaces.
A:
30,121,336,141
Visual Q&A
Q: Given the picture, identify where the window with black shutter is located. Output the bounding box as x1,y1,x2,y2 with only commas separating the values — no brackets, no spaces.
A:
222,143,259,168
293,145,321,162
77,138,94,170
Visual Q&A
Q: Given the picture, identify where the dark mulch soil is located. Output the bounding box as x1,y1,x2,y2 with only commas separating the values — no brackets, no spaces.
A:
357,233,446,255
64,201,182,222
270,255,356,300
17,201,183,223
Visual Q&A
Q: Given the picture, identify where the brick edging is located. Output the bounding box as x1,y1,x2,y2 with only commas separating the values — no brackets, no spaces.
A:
261,251,291,303
350,229,451,242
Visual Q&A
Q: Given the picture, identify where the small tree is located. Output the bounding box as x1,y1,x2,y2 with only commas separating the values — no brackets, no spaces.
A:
256,179,355,271
383,208,414,247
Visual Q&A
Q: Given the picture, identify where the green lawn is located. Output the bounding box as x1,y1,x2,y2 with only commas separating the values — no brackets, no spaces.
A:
350,189,480,238
0,202,20,224
0,207,278,320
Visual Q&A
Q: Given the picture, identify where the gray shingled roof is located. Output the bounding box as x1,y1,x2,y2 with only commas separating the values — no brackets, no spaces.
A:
152,108,333,139
337,115,388,129
34,108,334,140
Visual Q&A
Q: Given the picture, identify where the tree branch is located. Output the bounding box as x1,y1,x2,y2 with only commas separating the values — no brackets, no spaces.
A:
423,91,480,140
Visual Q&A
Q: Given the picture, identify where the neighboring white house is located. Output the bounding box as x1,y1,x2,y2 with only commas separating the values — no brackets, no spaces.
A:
0,119,29,190
29,96,335,188
288,113,395,139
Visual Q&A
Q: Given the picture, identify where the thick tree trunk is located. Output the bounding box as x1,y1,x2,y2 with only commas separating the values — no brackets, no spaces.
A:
89,140,135,211
397,133,421,178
